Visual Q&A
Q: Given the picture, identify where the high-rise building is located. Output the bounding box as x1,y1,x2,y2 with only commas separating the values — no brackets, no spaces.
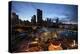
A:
37,9,43,23
46,18,52,23
31,15,36,23
11,12,19,25
56,18,59,24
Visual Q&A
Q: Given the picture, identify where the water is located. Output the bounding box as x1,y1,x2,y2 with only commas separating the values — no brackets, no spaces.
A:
38,27,78,39
14,27,78,51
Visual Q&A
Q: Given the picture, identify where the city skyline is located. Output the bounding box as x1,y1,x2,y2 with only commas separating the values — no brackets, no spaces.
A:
11,1,78,24
9,1,78,52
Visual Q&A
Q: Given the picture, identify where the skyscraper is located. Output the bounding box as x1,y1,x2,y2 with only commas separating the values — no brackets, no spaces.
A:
11,12,19,25
31,15,36,23
37,9,43,23
56,18,59,24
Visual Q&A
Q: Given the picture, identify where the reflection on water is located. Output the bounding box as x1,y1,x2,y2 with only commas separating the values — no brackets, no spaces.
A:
11,27,78,52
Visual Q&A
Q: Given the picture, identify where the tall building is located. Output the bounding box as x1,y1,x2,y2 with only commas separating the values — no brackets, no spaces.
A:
11,12,19,25
31,15,36,23
46,18,52,23
37,9,43,23
55,18,59,28
56,18,59,24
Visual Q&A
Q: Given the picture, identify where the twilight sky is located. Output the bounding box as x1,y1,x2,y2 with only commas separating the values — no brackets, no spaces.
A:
11,1,78,24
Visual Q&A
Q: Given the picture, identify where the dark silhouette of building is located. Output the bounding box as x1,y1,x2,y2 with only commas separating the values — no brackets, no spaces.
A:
37,9,43,24
31,15,36,23
46,18,52,23
56,18,59,24
11,12,19,25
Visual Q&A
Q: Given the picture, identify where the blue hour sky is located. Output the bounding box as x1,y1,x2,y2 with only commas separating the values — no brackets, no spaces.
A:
11,1,78,24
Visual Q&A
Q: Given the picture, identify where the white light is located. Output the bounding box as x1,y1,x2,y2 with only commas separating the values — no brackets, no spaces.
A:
73,40,76,46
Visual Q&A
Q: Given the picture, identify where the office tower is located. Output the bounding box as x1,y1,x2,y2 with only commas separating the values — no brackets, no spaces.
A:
31,15,36,23
37,9,43,23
